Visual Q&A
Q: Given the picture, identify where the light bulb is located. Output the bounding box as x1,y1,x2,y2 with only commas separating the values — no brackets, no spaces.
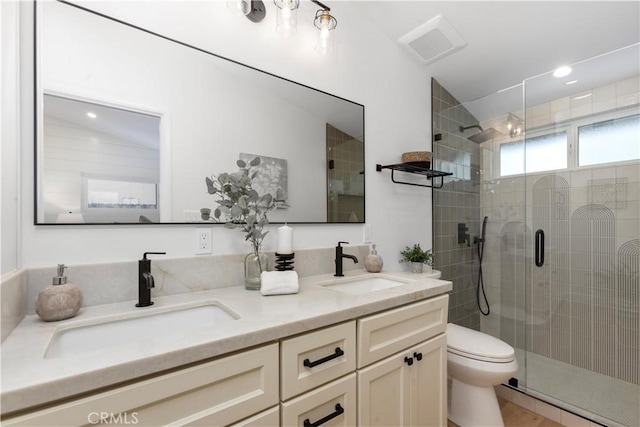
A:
275,0,298,37
314,10,336,54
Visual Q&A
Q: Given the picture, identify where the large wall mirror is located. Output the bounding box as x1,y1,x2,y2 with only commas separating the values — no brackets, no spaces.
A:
35,1,365,225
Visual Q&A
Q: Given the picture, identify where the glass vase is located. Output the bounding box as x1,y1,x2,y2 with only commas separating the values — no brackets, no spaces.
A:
244,251,268,290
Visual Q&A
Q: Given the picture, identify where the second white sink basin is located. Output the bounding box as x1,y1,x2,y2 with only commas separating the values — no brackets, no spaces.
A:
319,276,411,295
44,301,239,359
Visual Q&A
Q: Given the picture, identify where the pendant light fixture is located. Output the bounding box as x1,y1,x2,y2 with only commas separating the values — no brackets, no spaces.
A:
274,0,300,37
227,0,338,54
312,0,337,54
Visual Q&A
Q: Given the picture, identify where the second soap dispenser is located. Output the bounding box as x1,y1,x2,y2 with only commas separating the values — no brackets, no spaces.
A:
365,244,384,273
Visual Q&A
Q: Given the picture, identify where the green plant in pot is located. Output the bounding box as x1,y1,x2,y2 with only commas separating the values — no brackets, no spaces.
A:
400,244,433,273
204,157,284,290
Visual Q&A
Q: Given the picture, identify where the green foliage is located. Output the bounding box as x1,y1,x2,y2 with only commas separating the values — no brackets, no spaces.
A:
204,157,285,254
400,244,433,266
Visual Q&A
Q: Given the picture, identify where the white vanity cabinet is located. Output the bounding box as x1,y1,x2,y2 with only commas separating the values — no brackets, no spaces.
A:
2,291,449,427
357,295,448,427
2,344,279,427
278,295,448,427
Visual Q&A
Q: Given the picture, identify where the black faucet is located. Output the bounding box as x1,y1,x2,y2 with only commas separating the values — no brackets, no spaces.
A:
335,241,358,277
136,252,166,307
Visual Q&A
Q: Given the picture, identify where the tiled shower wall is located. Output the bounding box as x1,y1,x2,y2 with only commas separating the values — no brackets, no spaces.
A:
326,124,364,222
431,79,482,330
480,75,640,386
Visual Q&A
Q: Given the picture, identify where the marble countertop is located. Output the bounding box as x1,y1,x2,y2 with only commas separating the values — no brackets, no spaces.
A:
1,269,451,415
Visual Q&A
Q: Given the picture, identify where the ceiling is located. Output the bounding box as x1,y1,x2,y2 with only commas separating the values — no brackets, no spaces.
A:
351,1,640,106
44,94,161,149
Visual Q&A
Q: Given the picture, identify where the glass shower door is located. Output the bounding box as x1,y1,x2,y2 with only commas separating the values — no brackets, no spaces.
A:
522,44,640,426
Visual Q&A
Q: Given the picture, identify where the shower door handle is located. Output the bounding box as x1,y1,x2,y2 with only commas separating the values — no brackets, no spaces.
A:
535,229,545,267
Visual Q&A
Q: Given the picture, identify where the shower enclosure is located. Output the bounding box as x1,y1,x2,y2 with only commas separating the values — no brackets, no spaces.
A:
433,44,639,426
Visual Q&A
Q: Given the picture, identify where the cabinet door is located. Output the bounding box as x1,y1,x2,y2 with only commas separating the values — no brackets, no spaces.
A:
281,373,356,427
358,333,447,427
357,352,411,426
409,334,447,427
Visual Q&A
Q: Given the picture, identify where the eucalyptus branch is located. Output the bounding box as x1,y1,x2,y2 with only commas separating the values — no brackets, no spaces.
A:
203,157,284,255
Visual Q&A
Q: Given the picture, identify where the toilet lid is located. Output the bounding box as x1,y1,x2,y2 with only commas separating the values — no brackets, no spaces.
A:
447,323,515,363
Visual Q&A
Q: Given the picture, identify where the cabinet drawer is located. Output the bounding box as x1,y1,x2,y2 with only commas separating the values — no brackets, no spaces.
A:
281,373,356,427
3,344,279,427
357,295,448,367
231,405,280,427
281,321,356,400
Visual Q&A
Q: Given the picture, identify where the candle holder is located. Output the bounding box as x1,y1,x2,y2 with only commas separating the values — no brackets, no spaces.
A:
275,252,295,271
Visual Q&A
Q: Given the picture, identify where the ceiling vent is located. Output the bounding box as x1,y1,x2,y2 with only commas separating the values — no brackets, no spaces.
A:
398,15,466,65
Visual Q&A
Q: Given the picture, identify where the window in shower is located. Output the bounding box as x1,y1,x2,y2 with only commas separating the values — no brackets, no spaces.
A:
578,114,640,166
500,131,568,176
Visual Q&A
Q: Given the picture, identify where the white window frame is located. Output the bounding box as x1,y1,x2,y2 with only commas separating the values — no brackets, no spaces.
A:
81,173,159,216
573,111,640,169
497,124,571,178
496,106,639,178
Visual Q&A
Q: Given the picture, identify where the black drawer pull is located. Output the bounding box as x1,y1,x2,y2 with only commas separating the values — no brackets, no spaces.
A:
303,347,344,368
303,403,344,427
535,229,545,267
414,352,423,361
404,356,414,366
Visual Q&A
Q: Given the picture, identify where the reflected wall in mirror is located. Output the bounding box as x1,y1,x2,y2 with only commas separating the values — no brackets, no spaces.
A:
42,94,161,224
36,1,364,224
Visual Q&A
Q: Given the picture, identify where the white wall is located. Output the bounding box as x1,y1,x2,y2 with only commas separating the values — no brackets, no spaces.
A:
1,1,21,275
11,0,434,270
41,0,327,223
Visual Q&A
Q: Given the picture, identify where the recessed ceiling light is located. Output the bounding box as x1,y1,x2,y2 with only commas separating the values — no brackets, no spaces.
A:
565,80,578,85
553,66,572,78
87,112,97,119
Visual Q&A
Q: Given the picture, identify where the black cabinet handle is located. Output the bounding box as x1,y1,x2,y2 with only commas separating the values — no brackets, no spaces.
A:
535,229,545,267
303,403,344,427
404,356,414,366
303,347,344,368
413,352,423,361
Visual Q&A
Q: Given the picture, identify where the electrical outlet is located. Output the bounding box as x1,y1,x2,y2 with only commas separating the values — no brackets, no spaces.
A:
363,224,372,243
195,228,211,254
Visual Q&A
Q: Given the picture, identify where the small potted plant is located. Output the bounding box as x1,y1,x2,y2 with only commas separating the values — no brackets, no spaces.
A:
400,244,433,273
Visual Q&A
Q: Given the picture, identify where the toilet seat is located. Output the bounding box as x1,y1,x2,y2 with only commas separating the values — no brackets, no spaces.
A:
447,323,515,363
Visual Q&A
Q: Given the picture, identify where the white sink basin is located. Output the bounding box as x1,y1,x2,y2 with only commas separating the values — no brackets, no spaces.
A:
319,276,411,295
44,301,239,359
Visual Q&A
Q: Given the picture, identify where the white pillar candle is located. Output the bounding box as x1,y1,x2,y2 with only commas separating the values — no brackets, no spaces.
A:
277,224,293,254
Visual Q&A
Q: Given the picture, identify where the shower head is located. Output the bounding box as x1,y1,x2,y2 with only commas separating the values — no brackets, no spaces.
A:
459,124,483,133
459,124,504,144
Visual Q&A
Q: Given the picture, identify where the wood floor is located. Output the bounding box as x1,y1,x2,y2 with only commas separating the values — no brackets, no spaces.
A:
447,398,564,427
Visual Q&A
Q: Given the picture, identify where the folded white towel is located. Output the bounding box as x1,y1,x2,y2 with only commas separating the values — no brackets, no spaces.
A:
260,271,299,296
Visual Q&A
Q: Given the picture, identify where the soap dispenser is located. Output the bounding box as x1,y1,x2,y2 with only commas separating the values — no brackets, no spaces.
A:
365,244,384,273
35,264,83,322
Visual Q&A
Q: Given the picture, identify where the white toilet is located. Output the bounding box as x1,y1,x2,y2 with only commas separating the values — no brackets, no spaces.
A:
447,323,518,427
